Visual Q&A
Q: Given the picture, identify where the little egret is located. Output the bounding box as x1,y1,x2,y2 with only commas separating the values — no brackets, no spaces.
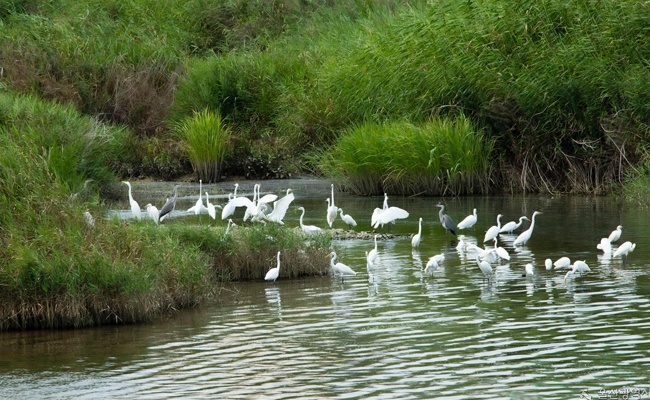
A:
122,181,141,220
553,256,571,270
513,211,542,246
435,203,456,235
145,203,160,224
456,208,478,230
327,251,357,282
266,188,295,224
338,208,358,228
159,184,180,222
298,206,323,235
265,251,281,282
484,214,503,245
613,241,636,258
608,225,623,243
411,217,423,248
368,235,379,264
499,216,529,234
326,184,338,228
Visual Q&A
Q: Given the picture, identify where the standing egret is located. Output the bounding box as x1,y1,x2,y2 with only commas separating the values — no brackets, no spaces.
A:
187,179,207,215
205,192,220,220
457,208,478,230
327,251,357,282
608,225,623,243
372,194,409,229
298,207,323,235
368,235,379,264
424,253,445,274
266,188,295,224
499,216,529,234
145,203,160,224
484,214,503,245
265,251,281,282
524,263,534,276
435,203,456,235
597,237,612,254
513,211,542,246
326,184,338,228
475,253,493,278
338,208,357,228
553,256,571,270
159,184,180,222
564,260,591,282
545,258,553,271
613,241,636,258
366,251,375,273
411,217,423,248
122,181,141,220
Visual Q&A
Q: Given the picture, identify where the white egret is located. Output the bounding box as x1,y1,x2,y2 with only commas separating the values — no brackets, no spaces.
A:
187,179,207,215
224,218,235,236
499,216,529,234
266,188,295,224
456,236,467,252
564,260,591,282
265,251,281,282
159,184,180,222
475,253,493,278
613,241,636,258
545,258,553,271
205,192,220,220
553,256,571,270
222,193,253,220
435,203,456,235
298,206,323,235
456,208,478,230
366,251,375,273
513,211,542,246
597,237,612,254
326,184,338,228
337,208,357,228
608,225,623,243
368,234,379,264
145,203,160,224
244,183,261,222
411,217,423,248
524,263,535,276
424,253,445,274
122,181,141,220
327,251,357,282
484,214,503,245
372,207,409,229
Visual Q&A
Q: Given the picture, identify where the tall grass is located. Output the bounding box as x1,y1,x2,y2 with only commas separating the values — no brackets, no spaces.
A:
174,108,230,182
318,116,493,196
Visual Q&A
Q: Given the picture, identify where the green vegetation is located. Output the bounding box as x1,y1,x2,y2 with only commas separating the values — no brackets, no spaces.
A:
174,108,230,182
318,116,494,196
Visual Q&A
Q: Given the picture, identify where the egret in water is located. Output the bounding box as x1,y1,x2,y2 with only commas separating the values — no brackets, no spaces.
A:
564,260,591,282
597,237,612,254
424,253,445,274
435,203,456,235
513,211,542,246
368,234,379,264
338,208,357,228
266,188,295,224
122,181,141,220
265,251,281,282
187,179,207,215
613,241,636,259
411,217,423,248
484,214,503,245
327,251,357,282
499,216,529,234
145,203,160,224
298,206,323,235
456,208,478,230
372,194,409,229
608,225,623,243
475,253,493,279
545,258,553,271
159,184,180,222
553,256,571,270
326,184,338,228
366,251,375,273
524,263,535,277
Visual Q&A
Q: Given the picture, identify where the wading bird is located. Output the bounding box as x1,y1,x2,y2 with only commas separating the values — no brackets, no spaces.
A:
484,214,503,245
187,179,207,215
597,237,612,254
564,260,591,282
608,225,623,243
435,203,456,235
513,211,542,246
327,251,356,282
456,208,478,230
298,206,323,235
424,253,445,274
326,184,338,228
545,258,553,271
524,263,534,277
122,181,141,220
205,192,220,220
613,241,636,259
368,235,379,264
371,194,409,229
145,203,160,224
411,217,423,248
265,251,281,282
499,216,529,234
338,208,357,228
159,184,180,222
553,256,571,270
266,188,295,224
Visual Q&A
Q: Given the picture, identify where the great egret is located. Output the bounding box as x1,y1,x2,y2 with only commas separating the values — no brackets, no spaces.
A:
187,179,207,215
222,193,253,220
338,208,357,228
205,191,220,220
145,203,160,224
545,258,552,271
424,253,445,274
499,216,529,234
366,251,375,273
564,260,591,282
368,235,379,264
411,217,423,248
513,211,542,246
244,184,261,222
122,181,141,220
435,203,456,235
597,237,612,254
484,214,503,245
265,251,281,282
608,225,623,243
613,241,636,258
159,184,180,222
327,251,357,282
298,206,323,235
475,253,493,278
326,184,338,228
372,194,409,229
553,256,571,270
266,188,295,224
457,208,478,230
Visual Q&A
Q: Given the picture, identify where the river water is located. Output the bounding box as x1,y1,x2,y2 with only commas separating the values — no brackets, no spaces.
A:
2,180,649,399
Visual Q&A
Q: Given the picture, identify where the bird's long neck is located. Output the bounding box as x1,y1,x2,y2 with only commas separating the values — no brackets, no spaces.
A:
496,215,502,228
126,183,133,200
330,254,336,267
299,208,305,226
233,184,238,198
438,206,444,221
418,219,422,234
277,252,281,271
330,184,335,207
529,214,537,230
374,236,378,251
